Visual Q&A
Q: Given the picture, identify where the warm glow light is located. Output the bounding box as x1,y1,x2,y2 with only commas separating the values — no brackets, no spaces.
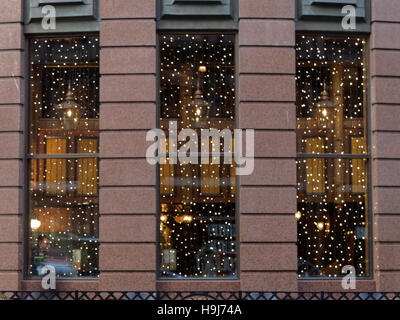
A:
316,222,324,231
159,34,236,278
30,219,41,230
29,36,100,278
160,215,167,222
295,211,301,221
296,35,368,278
325,222,330,233
174,215,193,223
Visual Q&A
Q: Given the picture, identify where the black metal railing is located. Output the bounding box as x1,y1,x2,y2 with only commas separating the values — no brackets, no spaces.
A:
1,291,400,300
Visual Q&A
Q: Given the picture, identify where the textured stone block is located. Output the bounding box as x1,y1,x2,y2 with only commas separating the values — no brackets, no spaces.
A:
376,216,400,242
157,281,240,292
0,51,22,77
0,243,19,270
239,159,296,186
239,103,295,129
100,244,155,270
0,189,20,214
0,24,22,50
371,23,400,50
372,0,400,22
99,272,156,291
298,280,376,292
0,216,19,242
239,47,295,74
100,187,156,214
100,75,156,102
0,0,22,23
373,132,400,158
101,20,155,47
372,105,400,131
377,272,400,291
240,75,295,102
0,160,21,186
373,160,400,186
100,103,156,130
0,272,20,291
377,244,400,270
239,0,294,19
240,215,296,243
100,47,156,74
0,79,22,104
100,131,150,158
371,77,400,104
241,272,297,291
0,133,23,159
21,280,99,291
240,244,297,271
100,75,155,103
371,50,400,77
100,159,155,186
100,0,156,19
373,187,400,214
239,20,295,46
100,215,155,242
240,187,296,214
252,131,296,158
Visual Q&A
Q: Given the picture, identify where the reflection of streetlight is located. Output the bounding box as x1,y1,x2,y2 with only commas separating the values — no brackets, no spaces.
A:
57,83,82,130
30,219,41,230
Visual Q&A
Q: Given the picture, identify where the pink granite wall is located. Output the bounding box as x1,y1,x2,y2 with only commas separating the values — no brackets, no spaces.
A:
238,0,298,291
2,0,399,293
0,0,24,291
370,0,400,291
98,0,157,291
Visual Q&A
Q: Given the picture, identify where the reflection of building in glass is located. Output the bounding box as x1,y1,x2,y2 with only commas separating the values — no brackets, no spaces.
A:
159,34,236,278
28,36,100,278
296,36,369,277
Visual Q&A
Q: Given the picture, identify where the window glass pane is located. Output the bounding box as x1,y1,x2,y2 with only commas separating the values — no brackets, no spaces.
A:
159,34,236,278
28,36,99,278
296,35,369,277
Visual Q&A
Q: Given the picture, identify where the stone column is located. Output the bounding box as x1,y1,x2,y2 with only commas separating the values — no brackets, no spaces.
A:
370,0,400,291
238,0,298,291
99,0,157,291
0,0,24,291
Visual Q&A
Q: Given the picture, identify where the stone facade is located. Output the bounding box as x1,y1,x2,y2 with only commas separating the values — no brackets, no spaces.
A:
0,0,398,292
